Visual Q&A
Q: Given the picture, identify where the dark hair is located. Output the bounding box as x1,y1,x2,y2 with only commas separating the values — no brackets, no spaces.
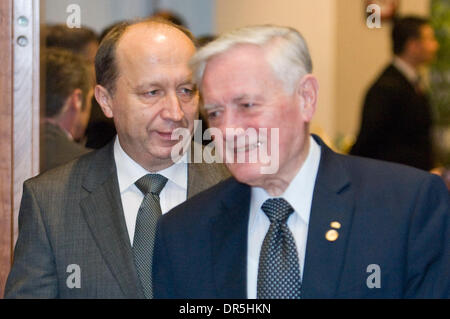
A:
99,20,129,42
392,16,430,55
95,17,196,94
152,10,187,27
196,34,217,48
46,24,98,54
45,48,93,117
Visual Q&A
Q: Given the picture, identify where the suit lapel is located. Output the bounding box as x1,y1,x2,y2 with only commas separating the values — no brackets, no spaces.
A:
301,136,355,298
187,162,208,199
210,181,250,298
79,142,144,299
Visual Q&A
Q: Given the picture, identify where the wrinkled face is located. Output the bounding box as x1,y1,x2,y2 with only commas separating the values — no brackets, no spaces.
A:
201,44,315,188
97,24,198,171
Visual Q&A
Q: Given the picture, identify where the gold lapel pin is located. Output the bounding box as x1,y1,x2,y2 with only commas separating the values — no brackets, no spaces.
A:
325,229,339,242
330,221,341,229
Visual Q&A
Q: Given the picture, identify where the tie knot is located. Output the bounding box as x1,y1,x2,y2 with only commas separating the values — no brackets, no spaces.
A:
261,198,294,223
135,174,168,196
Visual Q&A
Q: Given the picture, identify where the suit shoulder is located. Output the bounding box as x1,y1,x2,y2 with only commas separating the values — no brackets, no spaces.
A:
341,153,439,190
374,66,409,89
25,148,97,193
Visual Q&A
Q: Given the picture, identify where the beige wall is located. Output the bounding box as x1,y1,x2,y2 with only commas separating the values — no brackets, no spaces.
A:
215,0,430,145
215,0,339,139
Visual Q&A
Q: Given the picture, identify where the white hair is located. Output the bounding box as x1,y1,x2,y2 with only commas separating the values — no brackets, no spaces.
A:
190,25,313,93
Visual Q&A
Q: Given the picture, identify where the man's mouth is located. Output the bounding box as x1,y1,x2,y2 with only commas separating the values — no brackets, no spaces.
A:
233,141,262,153
157,131,174,139
156,130,184,141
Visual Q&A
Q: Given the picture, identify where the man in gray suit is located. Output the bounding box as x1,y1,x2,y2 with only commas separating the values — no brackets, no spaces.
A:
5,18,229,298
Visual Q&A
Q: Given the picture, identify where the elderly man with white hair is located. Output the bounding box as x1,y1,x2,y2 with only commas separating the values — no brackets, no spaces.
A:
153,25,450,299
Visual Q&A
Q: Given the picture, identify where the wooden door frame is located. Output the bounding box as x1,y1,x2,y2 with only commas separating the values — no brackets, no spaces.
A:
0,0,41,298
0,0,14,299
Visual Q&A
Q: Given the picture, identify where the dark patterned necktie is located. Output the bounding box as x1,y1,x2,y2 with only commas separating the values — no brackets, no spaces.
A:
257,198,302,299
133,174,168,299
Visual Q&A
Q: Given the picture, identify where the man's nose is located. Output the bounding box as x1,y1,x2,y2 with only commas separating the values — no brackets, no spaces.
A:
219,109,247,142
161,92,184,122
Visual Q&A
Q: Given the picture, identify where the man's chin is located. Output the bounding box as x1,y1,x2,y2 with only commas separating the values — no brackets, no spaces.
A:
226,162,266,186
151,142,189,163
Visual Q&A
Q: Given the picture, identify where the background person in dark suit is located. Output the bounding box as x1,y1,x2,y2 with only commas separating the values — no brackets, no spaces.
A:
153,25,450,299
350,16,440,171
5,18,229,298
41,48,94,172
45,24,100,146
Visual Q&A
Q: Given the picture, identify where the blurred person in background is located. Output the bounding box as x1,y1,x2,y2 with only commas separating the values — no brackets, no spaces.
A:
46,24,99,145
41,48,94,172
351,16,439,171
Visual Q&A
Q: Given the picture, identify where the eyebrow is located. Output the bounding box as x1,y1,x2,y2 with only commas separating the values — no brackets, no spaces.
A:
203,103,221,111
232,94,263,103
203,94,264,110
134,80,195,92
134,83,155,92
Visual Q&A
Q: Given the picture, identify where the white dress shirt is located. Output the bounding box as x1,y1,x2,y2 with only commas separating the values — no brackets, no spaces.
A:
247,136,321,299
113,137,188,245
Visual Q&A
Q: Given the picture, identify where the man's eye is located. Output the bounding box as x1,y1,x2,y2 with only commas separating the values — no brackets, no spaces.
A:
207,110,221,119
142,90,159,97
241,103,254,108
179,87,195,96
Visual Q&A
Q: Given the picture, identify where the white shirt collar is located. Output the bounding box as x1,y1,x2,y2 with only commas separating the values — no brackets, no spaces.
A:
393,56,419,85
113,136,187,193
250,135,321,225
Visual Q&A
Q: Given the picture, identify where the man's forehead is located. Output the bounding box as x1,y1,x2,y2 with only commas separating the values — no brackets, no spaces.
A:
116,25,195,69
202,45,276,90
207,43,266,66
117,23,194,55
122,22,185,40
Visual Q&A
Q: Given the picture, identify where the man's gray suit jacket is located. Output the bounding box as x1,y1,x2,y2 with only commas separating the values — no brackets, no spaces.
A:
41,122,91,172
5,140,229,298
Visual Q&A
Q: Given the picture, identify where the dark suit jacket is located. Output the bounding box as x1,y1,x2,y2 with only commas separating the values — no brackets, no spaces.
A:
153,136,450,298
41,122,92,172
5,140,229,298
350,64,434,171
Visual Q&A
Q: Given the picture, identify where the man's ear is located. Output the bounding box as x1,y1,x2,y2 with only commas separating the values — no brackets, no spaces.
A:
67,89,83,112
296,74,319,122
95,84,114,118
